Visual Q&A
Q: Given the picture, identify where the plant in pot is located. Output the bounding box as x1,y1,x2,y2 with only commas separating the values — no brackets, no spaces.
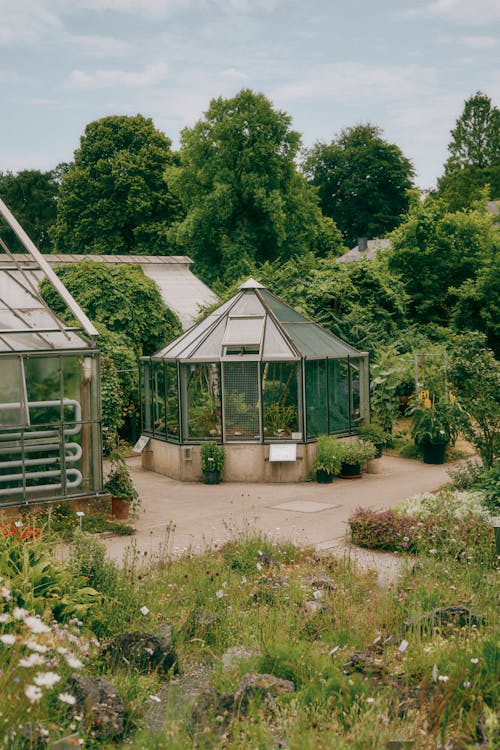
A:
201,441,225,484
340,440,376,478
358,422,388,458
104,449,140,519
313,435,344,483
410,391,460,464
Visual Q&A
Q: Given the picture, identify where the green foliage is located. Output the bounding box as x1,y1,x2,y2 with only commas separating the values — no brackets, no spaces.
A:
479,462,500,514
447,332,500,468
200,441,225,472
68,529,120,595
341,440,376,465
304,123,415,247
53,114,182,255
167,89,344,284
410,397,461,448
358,422,387,446
313,435,344,475
451,257,500,356
0,168,58,251
437,91,500,210
389,196,496,326
104,440,140,511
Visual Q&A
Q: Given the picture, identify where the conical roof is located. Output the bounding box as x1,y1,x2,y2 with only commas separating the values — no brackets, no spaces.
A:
153,279,364,362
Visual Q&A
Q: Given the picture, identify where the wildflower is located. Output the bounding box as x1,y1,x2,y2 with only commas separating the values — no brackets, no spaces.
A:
463,681,471,688
0,613,10,623
432,664,439,682
65,654,84,669
24,684,43,703
470,658,479,664
34,672,61,688
241,576,247,584
429,549,438,555
19,654,46,667
366,697,375,703
438,675,449,682
215,589,225,599
58,692,77,705
256,562,263,571
12,607,28,620
0,634,16,646
24,617,50,634
140,606,150,616
399,640,409,653
149,695,161,703
26,641,48,653
1,586,11,600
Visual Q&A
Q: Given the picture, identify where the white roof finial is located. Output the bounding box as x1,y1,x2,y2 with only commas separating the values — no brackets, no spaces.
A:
239,278,265,290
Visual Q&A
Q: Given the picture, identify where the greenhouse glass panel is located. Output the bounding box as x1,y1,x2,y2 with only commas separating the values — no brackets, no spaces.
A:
153,362,166,437
0,357,27,427
328,359,350,433
261,361,300,440
25,357,62,425
350,359,363,425
142,362,153,434
223,361,260,441
305,359,328,439
183,363,222,441
165,362,180,442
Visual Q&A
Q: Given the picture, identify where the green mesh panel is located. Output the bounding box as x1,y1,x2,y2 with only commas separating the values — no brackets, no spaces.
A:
223,361,260,441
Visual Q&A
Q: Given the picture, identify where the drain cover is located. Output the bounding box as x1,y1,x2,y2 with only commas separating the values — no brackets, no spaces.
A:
272,500,341,513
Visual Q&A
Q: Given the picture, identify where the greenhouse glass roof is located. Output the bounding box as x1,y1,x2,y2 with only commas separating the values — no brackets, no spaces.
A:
153,278,365,361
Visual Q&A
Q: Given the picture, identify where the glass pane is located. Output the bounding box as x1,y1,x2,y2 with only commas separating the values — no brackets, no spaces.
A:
328,359,350,433
165,362,180,442
142,362,153,433
0,357,25,427
262,361,300,440
223,361,260,441
305,360,328,439
350,359,362,424
184,363,222,440
153,362,166,437
25,356,62,425
223,317,264,346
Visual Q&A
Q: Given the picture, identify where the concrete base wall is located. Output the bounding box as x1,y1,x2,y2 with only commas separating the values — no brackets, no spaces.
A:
142,439,319,483
0,493,111,521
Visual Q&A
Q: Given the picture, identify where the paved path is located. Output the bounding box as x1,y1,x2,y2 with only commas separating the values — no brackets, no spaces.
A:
103,454,453,570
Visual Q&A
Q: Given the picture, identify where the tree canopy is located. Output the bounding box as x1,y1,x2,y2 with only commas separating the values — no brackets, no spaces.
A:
304,124,415,247
437,92,500,210
0,169,58,252
52,115,182,255
166,89,344,285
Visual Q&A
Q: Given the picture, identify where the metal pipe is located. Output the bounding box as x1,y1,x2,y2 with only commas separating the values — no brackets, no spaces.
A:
0,468,83,496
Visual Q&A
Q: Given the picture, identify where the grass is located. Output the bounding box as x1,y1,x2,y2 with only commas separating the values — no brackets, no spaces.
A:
0,522,498,749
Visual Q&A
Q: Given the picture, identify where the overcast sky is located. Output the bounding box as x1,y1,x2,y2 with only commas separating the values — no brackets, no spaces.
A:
1,0,498,189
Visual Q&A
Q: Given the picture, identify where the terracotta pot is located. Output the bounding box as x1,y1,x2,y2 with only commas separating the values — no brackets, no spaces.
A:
111,496,130,519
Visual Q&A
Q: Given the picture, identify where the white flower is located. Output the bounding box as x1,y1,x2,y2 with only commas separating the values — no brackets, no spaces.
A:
25,684,43,703
366,697,375,703
58,692,77,705
149,694,161,703
26,640,48,653
463,681,471,688
1,586,11,600
140,606,150,616
24,616,50,634
19,653,46,667
34,672,61,688
57,647,69,655
0,634,16,646
429,549,438,555
256,562,263,571
241,576,247,584
215,589,225,599
432,664,439,682
313,590,322,600
470,658,479,664
65,654,84,669
13,607,28,620
0,613,11,623
438,675,449,682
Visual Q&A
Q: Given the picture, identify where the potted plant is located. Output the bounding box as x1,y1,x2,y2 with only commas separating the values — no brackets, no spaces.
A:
104,450,140,519
358,422,387,458
313,435,344,483
410,391,460,464
340,440,376,478
201,441,225,484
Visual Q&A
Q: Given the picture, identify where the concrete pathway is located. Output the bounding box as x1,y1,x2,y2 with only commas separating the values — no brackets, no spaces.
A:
103,454,453,572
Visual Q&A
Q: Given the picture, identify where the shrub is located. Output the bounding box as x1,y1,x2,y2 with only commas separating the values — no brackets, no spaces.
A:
200,441,225,472
448,459,485,490
479,461,500,514
313,435,344,475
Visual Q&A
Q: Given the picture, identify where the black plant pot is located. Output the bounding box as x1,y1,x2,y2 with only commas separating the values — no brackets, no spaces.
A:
422,441,448,465
374,443,383,459
340,461,362,478
202,469,221,485
316,469,334,484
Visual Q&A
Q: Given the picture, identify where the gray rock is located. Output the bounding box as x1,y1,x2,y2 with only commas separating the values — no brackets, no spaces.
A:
65,673,125,740
234,673,294,711
222,645,260,671
103,630,178,675
184,609,221,641
342,649,386,678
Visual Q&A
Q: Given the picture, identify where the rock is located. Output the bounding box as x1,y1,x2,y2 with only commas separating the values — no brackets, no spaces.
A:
404,605,485,634
307,574,336,591
184,609,221,640
234,673,294,711
303,599,331,614
190,687,235,727
66,673,125,740
102,630,178,675
222,645,260,671
342,648,386,678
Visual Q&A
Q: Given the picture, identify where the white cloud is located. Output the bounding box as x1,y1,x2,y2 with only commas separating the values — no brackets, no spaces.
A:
69,61,168,88
67,0,284,16
221,67,248,81
68,34,134,57
462,35,497,49
0,1,62,45
425,0,500,25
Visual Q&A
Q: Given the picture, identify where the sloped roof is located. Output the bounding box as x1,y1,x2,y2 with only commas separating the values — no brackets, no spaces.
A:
0,200,97,353
336,238,391,263
152,278,364,361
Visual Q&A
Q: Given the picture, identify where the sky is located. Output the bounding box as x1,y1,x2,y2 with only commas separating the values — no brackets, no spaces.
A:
1,0,499,190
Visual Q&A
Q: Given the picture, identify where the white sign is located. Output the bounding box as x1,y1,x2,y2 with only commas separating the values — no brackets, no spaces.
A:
269,443,297,462
133,435,150,454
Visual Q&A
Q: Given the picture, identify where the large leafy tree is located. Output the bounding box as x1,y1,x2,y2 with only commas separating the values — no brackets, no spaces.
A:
167,89,344,285
304,124,415,247
53,115,182,255
388,196,495,326
0,169,58,251
437,92,500,210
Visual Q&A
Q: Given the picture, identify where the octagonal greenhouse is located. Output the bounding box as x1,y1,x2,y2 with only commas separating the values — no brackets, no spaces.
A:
140,279,369,482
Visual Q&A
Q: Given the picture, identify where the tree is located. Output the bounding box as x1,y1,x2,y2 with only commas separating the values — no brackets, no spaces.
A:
304,124,415,247
437,92,500,210
447,333,500,468
0,169,58,251
53,115,182,255
451,259,500,356
167,89,344,284
388,196,495,325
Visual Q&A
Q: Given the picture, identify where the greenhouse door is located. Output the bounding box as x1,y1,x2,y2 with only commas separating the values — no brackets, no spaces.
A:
222,361,260,442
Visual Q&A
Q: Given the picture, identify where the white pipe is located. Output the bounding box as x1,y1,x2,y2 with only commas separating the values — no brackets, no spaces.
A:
0,469,83,496
0,442,82,468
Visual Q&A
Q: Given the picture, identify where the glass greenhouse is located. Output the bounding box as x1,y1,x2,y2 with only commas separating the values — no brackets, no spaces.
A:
141,279,369,446
0,199,102,505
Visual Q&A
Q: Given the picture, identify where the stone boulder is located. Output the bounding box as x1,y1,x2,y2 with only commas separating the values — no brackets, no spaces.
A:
102,630,178,675
234,673,294,711
66,674,124,740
